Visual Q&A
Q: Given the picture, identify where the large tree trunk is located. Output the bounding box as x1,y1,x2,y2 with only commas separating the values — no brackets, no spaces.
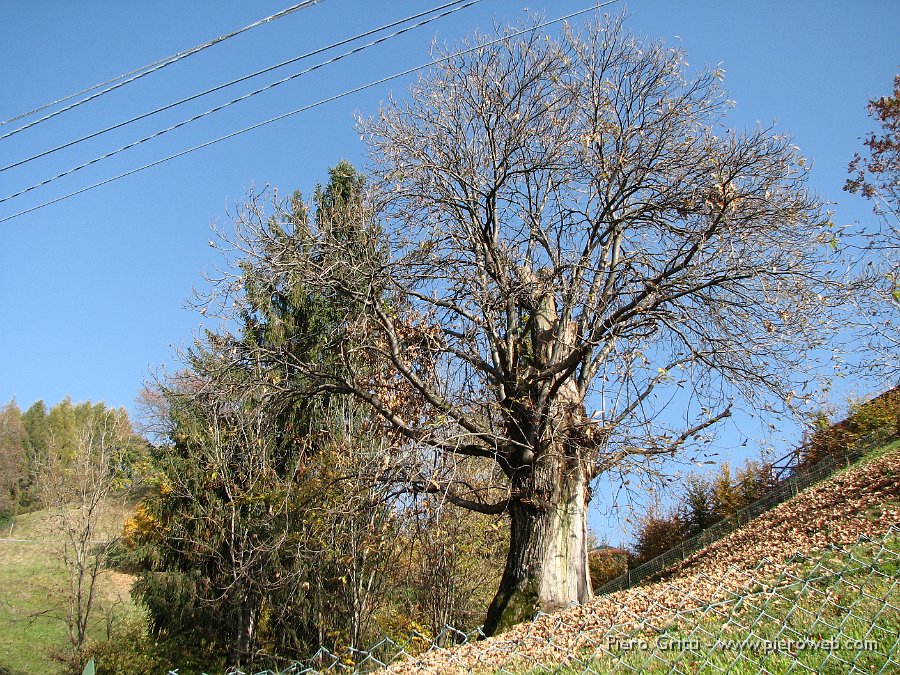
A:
483,446,592,636
481,272,596,636
228,597,257,668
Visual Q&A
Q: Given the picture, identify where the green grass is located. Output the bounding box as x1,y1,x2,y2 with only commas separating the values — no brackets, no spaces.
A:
0,541,70,673
520,533,900,675
856,437,900,465
513,439,900,675
0,503,141,674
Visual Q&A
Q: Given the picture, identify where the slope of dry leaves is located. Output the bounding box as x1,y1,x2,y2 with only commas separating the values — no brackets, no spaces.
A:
381,446,900,674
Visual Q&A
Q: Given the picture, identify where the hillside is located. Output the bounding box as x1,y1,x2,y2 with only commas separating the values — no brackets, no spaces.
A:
2,446,896,674
380,442,900,674
0,499,139,675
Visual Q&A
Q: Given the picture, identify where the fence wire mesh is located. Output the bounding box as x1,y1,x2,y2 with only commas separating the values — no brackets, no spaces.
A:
171,526,899,675
596,426,898,596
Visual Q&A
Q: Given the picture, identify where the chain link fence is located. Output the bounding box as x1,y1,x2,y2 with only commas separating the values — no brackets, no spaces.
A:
160,425,898,675
168,526,899,674
595,425,898,596
519,528,900,675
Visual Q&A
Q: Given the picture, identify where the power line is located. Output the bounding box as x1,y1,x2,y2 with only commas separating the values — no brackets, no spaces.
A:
0,0,476,174
0,0,325,137
0,1,622,225
0,0,483,205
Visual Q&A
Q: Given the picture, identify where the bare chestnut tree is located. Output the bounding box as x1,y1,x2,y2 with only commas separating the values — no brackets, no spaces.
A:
214,17,845,633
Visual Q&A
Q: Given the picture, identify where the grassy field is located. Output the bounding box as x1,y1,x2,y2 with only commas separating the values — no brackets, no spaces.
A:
0,500,140,675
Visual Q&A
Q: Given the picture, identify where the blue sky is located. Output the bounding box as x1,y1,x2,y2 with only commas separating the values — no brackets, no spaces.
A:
1,1,898,539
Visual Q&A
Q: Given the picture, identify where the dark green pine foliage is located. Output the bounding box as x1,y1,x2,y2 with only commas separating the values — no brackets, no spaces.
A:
239,161,368,473
134,163,385,670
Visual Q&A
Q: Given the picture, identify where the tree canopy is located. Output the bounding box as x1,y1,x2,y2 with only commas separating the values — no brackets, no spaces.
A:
845,74,900,373
198,16,847,634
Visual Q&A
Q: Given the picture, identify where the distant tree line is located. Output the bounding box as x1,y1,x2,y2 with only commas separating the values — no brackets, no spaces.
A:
586,455,778,591
0,396,147,666
625,457,777,572
800,386,900,467
0,397,145,526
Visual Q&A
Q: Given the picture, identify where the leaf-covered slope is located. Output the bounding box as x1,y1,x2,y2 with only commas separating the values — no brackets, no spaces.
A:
383,445,900,674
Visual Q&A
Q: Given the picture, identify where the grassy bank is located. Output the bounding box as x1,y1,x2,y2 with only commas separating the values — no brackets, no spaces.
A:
0,502,140,674
537,530,899,674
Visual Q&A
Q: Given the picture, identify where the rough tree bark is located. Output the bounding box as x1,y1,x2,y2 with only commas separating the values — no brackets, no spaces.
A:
485,448,593,634
485,283,599,632
228,599,257,668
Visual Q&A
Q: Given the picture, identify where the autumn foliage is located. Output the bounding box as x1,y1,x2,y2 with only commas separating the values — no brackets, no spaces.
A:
801,386,900,467
629,457,777,567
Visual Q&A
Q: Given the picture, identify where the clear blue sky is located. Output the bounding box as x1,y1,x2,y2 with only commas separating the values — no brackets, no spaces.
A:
1,1,898,539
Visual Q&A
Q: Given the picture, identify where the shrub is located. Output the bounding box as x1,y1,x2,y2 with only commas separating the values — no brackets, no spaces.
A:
78,614,226,675
678,474,718,538
630,510,684,567
76,617,162,675
589,546,629,590
801,386,900,466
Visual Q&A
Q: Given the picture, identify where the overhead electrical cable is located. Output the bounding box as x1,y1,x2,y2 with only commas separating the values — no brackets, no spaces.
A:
0,0,483,204
1,61,186,129
0,0,477,174
0,0,325,137
0,0,621,225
